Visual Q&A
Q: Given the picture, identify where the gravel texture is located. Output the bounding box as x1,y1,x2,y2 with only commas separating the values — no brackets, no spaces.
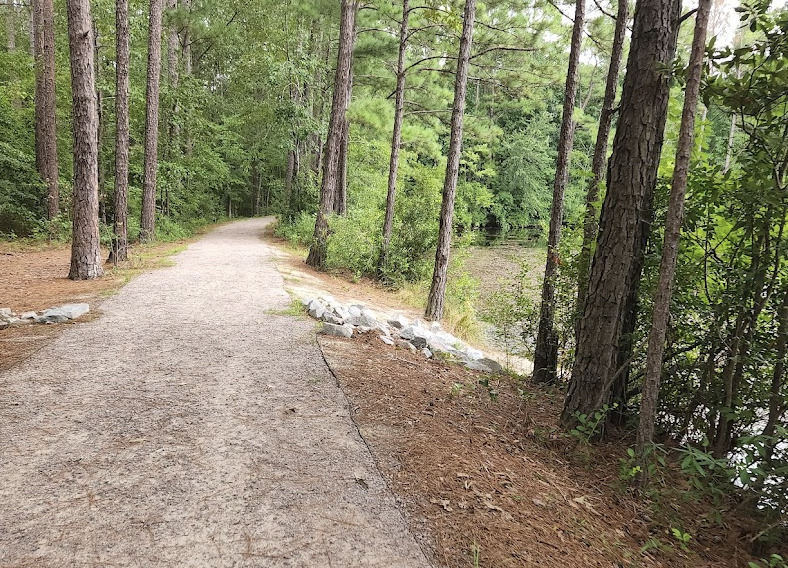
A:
0,217,430,567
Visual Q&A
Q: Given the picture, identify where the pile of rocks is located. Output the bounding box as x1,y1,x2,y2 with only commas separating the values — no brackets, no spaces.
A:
303,296,503,374
0,303,90,329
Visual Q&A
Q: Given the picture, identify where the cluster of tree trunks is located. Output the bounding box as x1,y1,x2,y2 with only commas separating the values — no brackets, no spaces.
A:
563,0,682,425
32,0,58,220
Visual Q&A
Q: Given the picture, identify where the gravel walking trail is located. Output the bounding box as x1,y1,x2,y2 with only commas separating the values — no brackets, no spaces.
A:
0,218,430,567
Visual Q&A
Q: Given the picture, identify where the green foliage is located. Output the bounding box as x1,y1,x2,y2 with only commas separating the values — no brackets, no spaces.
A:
749,554,787,568
569,404,617,445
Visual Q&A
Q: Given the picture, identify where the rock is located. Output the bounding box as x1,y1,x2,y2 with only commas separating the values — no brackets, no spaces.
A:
387,315,409,329
435,330,460,347
464,347,484,361
479,358,504,373
9,317,31,327
394,339,412,350
421,348,433,358
307,300,325,320
429,321,441,331
427,335,452,354
0,308,13,322
301,297,313,307
0,321,8,330
379,335,395,346
410,336,428,349
321,323,354,338
463,360,493,373
348,305,362,317
38,303,90,323
349,313,377,328
19,311,37,321
398,326,415,340
333,306,349,320
321,312,343,325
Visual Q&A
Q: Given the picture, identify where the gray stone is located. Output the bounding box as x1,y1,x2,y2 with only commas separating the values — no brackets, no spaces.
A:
19,311,37,321
379,335,395,346
478,358,504,373
321,323,353,338
387,315,409,329
348,305,362,317
427,335,452,354
398,326,415,340
9,317,31,327
410,336,427,349
464,347,484,361
321,312,343,325
349,313,378,328
421,348,432,358
0,308,13,322
463,360,493,373
38,303,90,323
307,303,325,320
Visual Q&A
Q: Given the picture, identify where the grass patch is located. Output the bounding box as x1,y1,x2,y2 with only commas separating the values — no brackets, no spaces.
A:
264,298,306,317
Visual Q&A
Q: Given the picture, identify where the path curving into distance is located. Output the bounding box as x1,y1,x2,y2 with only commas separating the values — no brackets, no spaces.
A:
0,217,429,567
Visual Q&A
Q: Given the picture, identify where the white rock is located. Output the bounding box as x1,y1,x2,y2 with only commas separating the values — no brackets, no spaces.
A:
348,305,362,317
421,348,433,358
479,358,504,373
19,311,37,320
307,299,325,320
0,308,13,321
379,335,395,346
398,326,415,340
38,303,90,323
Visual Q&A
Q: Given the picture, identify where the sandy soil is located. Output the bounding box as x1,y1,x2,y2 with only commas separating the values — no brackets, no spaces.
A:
0,218,429,567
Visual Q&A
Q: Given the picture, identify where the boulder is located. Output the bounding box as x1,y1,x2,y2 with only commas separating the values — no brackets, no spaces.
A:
321,312,343,325
38,303,90,323
427,335,453,354
0,308,13,322
9,317,31,327
321,323,354,338
463,359,493,373
348,305,362,317
479,358,504,373
307,300,325,320
387,315,409,329
464,347,484,361
421,348,433,359
398,326,415,340
410,336,428,349
379,335,395,346
19,311,37,321
349,312,377,328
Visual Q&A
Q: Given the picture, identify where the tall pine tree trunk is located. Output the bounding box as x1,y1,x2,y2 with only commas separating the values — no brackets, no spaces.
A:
334,71,352,216
111,0,130,264
66,0,103,280
6,1,16,50
306,0,357,269
636,0,712,461
425,0,476,322
576,0,628,320
380,0,410,272
166,0,179,217
532,0,586,384
33,0,58,220
140,0,163,243
562,0,681,426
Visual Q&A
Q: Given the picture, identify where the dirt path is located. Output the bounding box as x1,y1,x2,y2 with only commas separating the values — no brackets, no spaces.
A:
0,218,430,568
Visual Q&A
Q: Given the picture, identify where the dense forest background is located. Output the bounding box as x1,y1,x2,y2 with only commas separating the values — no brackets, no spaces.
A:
1,0,787,561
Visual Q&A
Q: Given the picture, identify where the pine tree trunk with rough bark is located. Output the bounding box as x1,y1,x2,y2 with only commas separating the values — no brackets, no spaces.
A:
380,0,410,273
334,71,352,216
66,0,103,280
165,0,179,217
562,0,681,427
306,0,357,270
140,0,163,243
636,0,712,462
6,1,16,50
532,0,586,384
111,0,130,264
576,0,628,322
33,0,58,220
425,0,476,322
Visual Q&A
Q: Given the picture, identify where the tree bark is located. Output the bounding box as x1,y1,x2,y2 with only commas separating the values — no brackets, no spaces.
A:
66,0,103,280
306,0,358,269
424,0,476,322
166,0,179,217
111,0,130,264
334,70,352,216
140,0,163,243
379,0,410,272
635,0,711,463
562,0,681,427
33,0,58,220
93,20,106,224
532,0,586,384
576,0,628,322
